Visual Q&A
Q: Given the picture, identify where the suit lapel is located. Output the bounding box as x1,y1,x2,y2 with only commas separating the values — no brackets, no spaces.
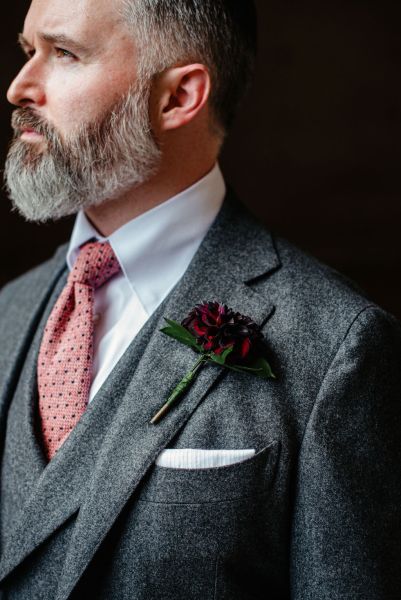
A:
55,194,281,600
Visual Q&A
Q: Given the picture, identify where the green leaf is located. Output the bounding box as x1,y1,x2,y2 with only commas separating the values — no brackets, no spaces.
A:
208,346,233,366
223,357,276,380
160,318,202,352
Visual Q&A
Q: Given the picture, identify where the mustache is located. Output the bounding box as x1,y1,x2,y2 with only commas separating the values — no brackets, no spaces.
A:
11,108,54,139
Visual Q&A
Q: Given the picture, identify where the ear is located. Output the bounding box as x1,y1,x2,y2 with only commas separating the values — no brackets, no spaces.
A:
155,64,211,132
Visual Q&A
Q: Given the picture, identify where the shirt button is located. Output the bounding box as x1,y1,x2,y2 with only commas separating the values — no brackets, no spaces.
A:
93,313,101,323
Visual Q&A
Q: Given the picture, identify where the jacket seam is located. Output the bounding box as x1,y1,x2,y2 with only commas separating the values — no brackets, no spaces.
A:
298,303,379,451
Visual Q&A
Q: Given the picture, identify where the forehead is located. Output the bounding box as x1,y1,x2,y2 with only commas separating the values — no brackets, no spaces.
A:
23,0,124,40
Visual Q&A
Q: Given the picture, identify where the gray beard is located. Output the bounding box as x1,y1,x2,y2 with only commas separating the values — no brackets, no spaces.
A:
4,81,161,223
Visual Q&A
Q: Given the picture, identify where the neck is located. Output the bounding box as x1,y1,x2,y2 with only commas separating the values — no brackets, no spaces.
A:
85,154,217,238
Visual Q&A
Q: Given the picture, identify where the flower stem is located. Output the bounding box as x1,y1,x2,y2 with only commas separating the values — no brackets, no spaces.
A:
150,354,208,424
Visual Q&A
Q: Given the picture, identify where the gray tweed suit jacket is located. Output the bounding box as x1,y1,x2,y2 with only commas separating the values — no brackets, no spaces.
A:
0,191,400,600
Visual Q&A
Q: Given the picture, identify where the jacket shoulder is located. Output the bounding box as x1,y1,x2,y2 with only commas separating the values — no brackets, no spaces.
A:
252,232,399,377
273,234,372,311
223,194,397,333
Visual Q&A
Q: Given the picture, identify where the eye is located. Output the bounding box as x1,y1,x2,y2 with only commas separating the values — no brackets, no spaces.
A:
55,47,77,60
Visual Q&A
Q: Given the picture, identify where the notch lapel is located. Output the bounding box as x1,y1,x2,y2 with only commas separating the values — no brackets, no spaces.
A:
56,194,281,600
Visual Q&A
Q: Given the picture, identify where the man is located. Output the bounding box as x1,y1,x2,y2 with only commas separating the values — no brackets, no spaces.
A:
0,0,400,598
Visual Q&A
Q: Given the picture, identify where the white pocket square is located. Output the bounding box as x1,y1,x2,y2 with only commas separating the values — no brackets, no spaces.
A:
155,448,256,469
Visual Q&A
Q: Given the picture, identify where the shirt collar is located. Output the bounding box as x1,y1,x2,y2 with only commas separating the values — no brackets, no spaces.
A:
66,163,226,314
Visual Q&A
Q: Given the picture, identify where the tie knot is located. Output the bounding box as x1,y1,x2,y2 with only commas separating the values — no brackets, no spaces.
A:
70,241,121,289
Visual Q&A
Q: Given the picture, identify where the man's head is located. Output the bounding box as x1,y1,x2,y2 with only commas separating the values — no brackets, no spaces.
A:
5,0,257,222
121,0,258,136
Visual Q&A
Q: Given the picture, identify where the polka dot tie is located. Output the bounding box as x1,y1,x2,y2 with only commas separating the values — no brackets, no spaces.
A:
37,241,121,461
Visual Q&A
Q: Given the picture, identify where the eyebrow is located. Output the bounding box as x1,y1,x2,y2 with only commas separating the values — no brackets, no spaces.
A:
18,33,31,53
18,32,92,57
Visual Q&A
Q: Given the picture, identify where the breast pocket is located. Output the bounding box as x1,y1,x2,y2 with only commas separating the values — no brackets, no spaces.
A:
139,440,281,503
121,441,282,600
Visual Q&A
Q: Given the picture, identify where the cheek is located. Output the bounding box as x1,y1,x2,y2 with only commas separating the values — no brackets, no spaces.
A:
44,69,134,136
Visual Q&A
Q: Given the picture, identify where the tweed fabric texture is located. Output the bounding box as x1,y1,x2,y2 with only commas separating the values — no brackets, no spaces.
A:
38,241,120,460
0,275,168,600
0,193,400,599
0,269,68,554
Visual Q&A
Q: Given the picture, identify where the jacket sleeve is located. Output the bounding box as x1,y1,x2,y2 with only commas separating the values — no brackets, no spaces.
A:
290,306,401,599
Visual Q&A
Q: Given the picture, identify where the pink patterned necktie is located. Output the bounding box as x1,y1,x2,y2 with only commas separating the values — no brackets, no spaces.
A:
38,241,121,461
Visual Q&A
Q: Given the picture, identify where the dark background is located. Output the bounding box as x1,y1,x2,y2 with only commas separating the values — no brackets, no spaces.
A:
1,1,400,318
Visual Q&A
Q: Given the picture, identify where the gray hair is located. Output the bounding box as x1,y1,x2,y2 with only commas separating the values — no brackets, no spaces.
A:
120,0,258,137
5,79,161,222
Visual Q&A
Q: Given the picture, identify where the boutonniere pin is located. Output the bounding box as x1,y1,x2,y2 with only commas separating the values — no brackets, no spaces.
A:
150,301,275,424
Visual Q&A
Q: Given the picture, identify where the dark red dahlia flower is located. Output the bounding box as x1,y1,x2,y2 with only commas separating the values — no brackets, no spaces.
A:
181,301,265,364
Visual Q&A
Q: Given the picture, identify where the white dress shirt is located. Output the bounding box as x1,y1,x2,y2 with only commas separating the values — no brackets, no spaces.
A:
66,163,226,402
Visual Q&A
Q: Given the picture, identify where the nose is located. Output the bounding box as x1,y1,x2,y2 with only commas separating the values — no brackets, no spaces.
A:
7,59,45,108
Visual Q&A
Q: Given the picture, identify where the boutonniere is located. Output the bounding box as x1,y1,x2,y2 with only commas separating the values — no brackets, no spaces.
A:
150,301,275,424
